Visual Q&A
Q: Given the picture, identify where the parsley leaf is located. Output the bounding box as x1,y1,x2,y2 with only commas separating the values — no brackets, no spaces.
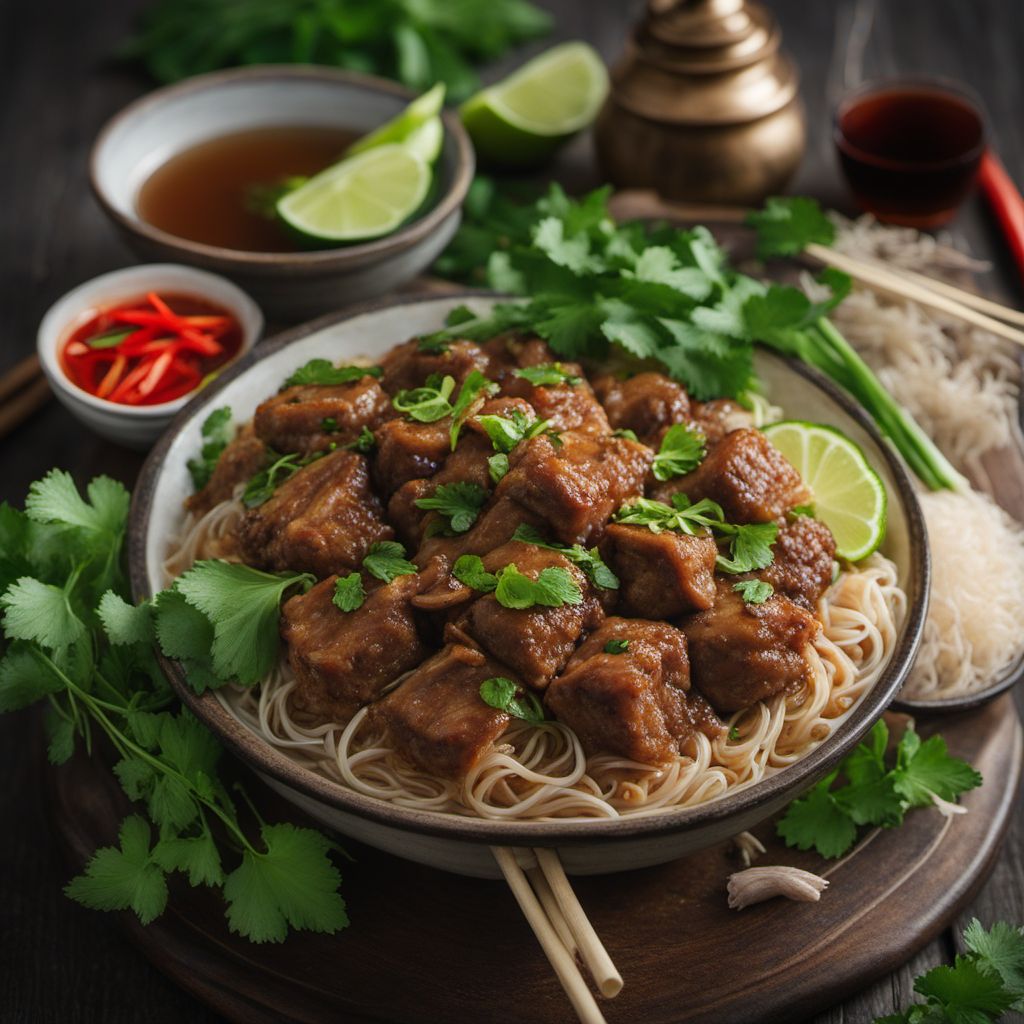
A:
0,577,86,650
449,370,499,449
414,481,487,534
493,563,582,609
511,524,619,589
453,554,498,592
776,771,859,859
477,408,551,453
745,196,836,259
283,359,380,388
332,572,366,612
604,639,629,654
716,521,779,574
362,542,416,583
187,407,233,491
513,362,582,387
171,561,314,684
732,579,774,604
479,676,546,724
892,731,983,806
393,373,456,423
651,423,706,482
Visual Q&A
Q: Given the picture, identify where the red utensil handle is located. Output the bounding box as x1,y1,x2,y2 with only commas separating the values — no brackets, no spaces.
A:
978,151,1024,284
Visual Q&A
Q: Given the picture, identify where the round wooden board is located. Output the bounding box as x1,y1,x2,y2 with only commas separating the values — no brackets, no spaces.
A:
46,698,1021,1024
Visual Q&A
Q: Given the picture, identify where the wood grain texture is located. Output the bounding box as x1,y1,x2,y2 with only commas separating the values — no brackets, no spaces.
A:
44,705,1022,1024
1,1,1023,1023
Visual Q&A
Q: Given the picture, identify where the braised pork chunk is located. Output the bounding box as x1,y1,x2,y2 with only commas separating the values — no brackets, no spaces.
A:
499,431,652,546
238,449,392,577
379,338,490,394
592,372,691,446
447,541,604,689
501,367,611,435
689,399,751,445
373,416,451,496
755,516,836,609
682,580,819,714
652,428,809,523
185,428,267,517
601,523,717,617
281,573,426,721
546,618,722,764
368,644,512,778
254,376,392,454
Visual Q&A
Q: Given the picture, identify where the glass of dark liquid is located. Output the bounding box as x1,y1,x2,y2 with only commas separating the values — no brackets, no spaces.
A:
834,78,986,228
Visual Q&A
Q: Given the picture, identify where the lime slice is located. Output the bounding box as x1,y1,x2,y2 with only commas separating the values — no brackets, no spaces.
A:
347,83,446,162
460,42,609,168
277,144,431,244
762,420,888,561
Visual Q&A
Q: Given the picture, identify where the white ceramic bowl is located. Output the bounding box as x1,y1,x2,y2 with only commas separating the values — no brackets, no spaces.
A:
37,263,263,450
130,293,929,879
90,66,474,321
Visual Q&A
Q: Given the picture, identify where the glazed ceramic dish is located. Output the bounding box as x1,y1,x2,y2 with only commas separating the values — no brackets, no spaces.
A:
129,294,929,879
91,67,474,321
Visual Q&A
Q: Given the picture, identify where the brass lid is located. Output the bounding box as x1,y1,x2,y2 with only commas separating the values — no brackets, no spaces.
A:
611,0,799,125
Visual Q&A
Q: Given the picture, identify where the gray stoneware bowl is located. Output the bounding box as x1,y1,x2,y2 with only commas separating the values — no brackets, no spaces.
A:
90,66,474,321
129,293,930,879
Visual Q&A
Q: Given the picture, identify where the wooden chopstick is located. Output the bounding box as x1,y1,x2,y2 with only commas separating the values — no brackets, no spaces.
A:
0,355,51,440
534,848,623,998
803,243,1024,348
526,864,580,959
492,846,608,1024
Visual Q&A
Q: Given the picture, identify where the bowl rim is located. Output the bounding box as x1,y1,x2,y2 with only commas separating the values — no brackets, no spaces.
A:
37,262,264,418
129,289,931,846
89,64,475,271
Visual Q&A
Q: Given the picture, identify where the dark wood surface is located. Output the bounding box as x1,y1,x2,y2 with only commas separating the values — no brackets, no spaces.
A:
45,705,1023,1024
1,1,1023,1022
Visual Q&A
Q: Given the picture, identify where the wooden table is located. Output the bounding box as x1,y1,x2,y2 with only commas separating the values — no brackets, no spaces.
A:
1,1,1022,1021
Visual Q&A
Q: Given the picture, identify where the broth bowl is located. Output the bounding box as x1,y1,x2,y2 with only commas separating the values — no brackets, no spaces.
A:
129,293,929,879
91,66,474,321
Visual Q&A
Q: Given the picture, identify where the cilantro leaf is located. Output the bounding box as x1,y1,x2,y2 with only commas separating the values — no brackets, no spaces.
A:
65,815,168,925
488,453,509,484
362,541,417,584
152,829,224,887
776,771,859,859
187,407,233,491
414,481,487,534
283,359,380,388
716,522,779,574
477,408,550,453
963,920,1024,1004
914,958,1015,1021
732,579,774,605
242,450,324,508
612,495,726,535
393,374,456,423
493,563,582,609
25,470,129,541
0,577,86,650
479,676,546,724
44,704,76,765
346,425,377,454
513,363,582,387
453,555,498,593
511,524,619,589
449,370,499,449
153,590,220,692
222,823,347,943
746,196,836,260
604,639,629,655
332,573,366,613
0,643,66,711
892,731,983,807
173,561,314,684
98,592,154,645
651,423,706,482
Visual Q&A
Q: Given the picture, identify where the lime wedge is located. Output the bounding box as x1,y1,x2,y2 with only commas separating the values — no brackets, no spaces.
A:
277,144,431,244
460,42,609,168
762,420,888,561
347,83,446,162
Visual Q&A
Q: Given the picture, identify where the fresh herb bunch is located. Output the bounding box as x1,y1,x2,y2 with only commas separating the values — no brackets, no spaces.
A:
432,185,962,490
0,471,348,942
120,0,551,101
877,919,1024,1024
778,718,982,859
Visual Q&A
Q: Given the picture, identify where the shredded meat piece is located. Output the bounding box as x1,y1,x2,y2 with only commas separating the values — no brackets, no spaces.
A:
253,376,392,454
368,643,512,778
281,573,426,721
727,866,829,910
546,617,722,764
238,449,392,577
682,580,819,714
186,427,267,517
652,428,809,523
592,372,691,446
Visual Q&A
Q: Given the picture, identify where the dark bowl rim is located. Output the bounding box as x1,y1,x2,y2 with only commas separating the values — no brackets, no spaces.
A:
129,289,931,847
89,65,475,271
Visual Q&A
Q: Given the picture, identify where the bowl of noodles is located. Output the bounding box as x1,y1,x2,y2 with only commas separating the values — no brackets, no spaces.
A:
130,293,929,879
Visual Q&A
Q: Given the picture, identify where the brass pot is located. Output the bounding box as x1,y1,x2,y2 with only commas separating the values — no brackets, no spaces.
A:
595,0,806,205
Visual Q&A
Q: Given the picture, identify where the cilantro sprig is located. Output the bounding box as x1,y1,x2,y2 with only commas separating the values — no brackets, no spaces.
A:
778,719,982,859
651,423,706,482
242,449,324,508
362,541,417,583
511,523,619,589
477,407,552,453
733,579,773,604
513,362,581,387
453,555,582,609
186,407,233,491
479,676,546,724
876,919,1024,1024
449,370,499,449
0,472,347,943
282,359,380,389
414,481,487,534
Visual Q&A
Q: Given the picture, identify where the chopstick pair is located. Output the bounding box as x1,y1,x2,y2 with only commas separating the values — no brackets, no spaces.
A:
492,846,622,1024
0,354,51,440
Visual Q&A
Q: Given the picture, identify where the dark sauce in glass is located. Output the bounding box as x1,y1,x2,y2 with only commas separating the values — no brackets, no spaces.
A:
835,83,985,228
137,126,357,252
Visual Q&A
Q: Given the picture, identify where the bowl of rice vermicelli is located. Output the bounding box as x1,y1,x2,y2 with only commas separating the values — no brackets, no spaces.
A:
130,293,928,878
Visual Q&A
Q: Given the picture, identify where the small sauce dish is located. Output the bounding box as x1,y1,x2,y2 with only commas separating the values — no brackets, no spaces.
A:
38,263,262,450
